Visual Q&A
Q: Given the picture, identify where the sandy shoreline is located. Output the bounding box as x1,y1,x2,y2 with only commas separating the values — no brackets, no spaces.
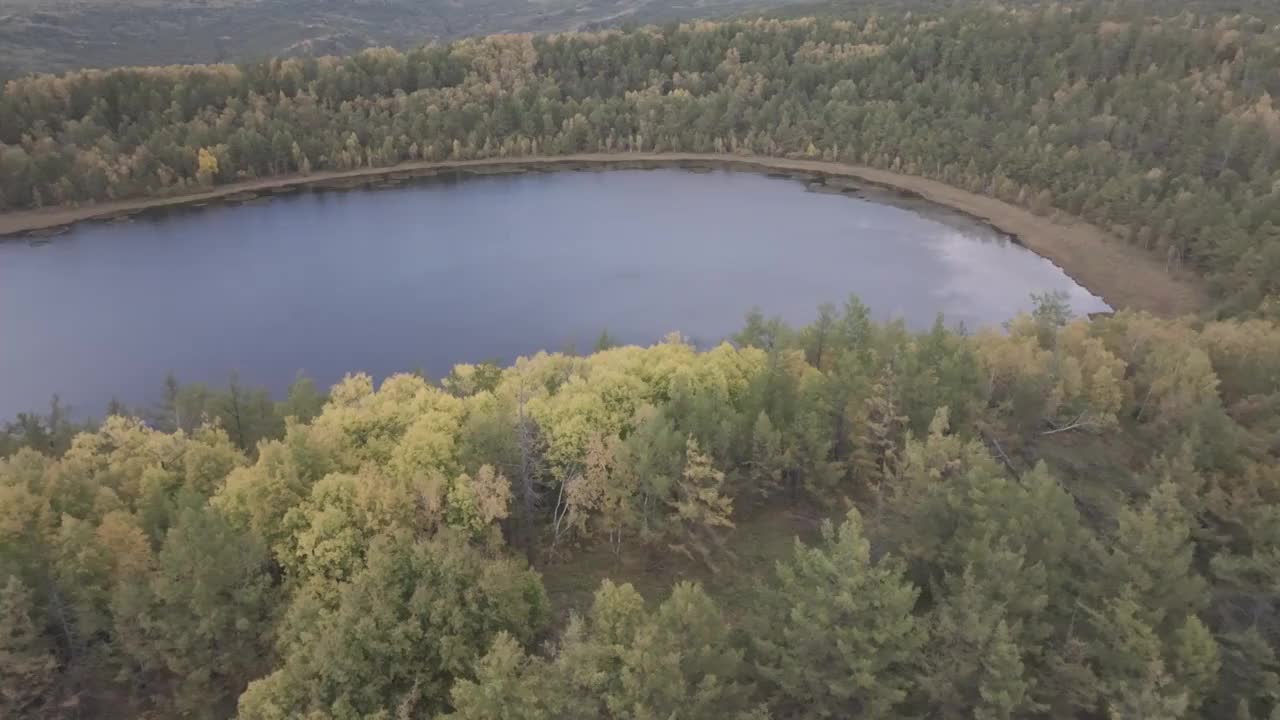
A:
0,152,1206,317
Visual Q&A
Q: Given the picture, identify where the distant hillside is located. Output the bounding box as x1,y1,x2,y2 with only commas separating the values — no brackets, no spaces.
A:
774,0,1280,18
8,0,1274,76
0,0,810,75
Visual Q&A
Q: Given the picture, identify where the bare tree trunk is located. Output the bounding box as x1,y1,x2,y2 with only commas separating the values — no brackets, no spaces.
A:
550,474,571,554
47,580,81,660
229,385,245,449
514,379,541,560
983,429,1019,476
1040,412,1100,436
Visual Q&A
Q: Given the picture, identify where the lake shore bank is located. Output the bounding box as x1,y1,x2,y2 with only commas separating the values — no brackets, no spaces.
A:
0,152,1206,316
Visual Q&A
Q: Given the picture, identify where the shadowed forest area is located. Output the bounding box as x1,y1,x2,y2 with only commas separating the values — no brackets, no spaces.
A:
3,1,1280,719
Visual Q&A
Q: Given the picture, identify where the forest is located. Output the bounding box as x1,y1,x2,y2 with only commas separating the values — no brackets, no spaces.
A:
2,295,1280,719
4,1,1280,719
1,2,1279,317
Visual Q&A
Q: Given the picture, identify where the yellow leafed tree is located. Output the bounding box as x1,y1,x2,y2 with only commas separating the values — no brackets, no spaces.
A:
196,147,219,185
977,317,1126,436
669,436,735,570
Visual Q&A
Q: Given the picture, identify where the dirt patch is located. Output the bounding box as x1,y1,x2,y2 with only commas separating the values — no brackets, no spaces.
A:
0,152,1207,316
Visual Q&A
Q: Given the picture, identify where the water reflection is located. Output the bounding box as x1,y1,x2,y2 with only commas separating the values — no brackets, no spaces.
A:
0,169,1109,417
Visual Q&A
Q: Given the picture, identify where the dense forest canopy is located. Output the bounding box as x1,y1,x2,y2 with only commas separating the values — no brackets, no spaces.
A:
5,2,1280,719
2,2,1280,317
4,297,1280,719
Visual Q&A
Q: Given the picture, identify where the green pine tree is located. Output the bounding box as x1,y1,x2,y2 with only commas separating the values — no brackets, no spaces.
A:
1169,615,1221,712
668,437,735,569
754,508,922,718
920,565,1038,720
447,633,551,720
1088,589,1191,719
0,575,58,718
1103,482,1207,632
112,503,275,717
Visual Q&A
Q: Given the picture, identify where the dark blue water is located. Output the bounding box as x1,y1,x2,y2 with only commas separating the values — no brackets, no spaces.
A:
0,169,1108,418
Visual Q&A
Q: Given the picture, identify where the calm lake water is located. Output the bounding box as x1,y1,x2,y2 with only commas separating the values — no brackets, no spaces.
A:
0,169,1108,418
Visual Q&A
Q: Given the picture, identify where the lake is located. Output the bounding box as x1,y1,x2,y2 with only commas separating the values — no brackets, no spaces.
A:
0,168,1109,419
